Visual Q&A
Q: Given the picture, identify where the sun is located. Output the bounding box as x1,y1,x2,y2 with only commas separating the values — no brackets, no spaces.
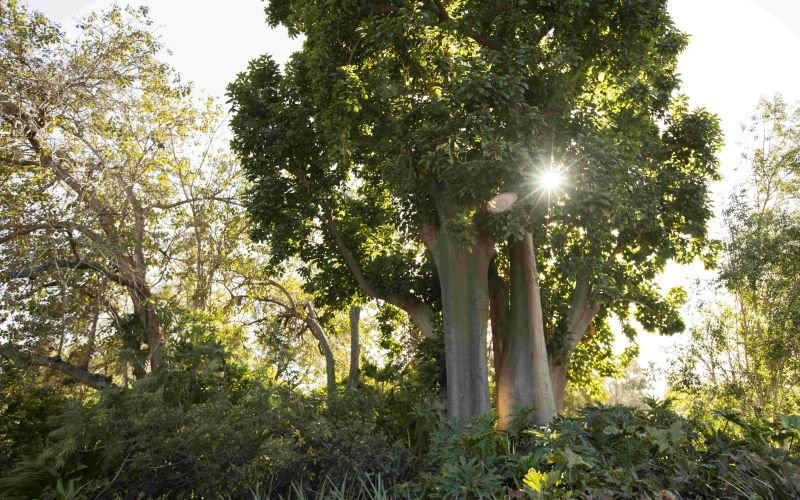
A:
539,167,564,192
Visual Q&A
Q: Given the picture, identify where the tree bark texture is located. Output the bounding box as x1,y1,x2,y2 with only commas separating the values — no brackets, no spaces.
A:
521,233,557,425
427,228,493,423
495,235,556,429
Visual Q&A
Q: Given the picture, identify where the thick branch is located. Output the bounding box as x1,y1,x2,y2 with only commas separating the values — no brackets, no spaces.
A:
468,33,503,51
4,259,138,289
304,303,337,400
327,218,435,338
565,278,601,353
0,342,114,390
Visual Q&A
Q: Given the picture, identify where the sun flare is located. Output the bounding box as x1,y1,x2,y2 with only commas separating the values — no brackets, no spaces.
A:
539,167,564,192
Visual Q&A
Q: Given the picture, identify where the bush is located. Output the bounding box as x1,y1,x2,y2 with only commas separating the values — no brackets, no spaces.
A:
3,343,797,500
0,341,414,499
408,400,799,500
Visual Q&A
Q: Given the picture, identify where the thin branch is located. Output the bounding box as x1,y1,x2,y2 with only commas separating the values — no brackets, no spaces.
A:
148,196,245,210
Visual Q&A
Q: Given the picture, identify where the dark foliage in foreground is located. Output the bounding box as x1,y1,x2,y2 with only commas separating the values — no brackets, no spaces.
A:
1,341,797,499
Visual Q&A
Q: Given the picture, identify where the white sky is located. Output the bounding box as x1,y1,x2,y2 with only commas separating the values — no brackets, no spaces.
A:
29,0,800,395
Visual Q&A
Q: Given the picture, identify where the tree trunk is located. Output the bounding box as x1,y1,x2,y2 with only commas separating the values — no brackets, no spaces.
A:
550,362,568,414
305,303,337,401
348,305,361,389
427,228,493,424
495,235,556,429
496,239,534,429
130,286,164,373
549,279,600,413
79,310,99,370
522,233,557,424
489,258,508,406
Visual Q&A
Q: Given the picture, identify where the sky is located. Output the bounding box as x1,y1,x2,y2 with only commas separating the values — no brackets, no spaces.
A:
28,0,800,394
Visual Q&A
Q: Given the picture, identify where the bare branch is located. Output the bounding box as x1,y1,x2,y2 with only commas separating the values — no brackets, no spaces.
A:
148,196,245,210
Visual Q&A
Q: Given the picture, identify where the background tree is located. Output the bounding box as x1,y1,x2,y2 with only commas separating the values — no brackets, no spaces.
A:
0,3,328,392
230,0,721,424
669,96,800,420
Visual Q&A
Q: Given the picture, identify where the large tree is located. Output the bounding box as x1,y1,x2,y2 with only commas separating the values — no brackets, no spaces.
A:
230,0,721,425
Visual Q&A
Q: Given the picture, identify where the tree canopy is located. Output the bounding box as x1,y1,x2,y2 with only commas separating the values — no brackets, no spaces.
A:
229,0,722,423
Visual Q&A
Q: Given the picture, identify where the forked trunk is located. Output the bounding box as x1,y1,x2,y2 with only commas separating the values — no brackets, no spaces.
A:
427,227,493,424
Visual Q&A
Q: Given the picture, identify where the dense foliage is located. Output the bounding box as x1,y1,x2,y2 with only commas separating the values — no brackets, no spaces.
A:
668,96,800,422
229,0,722,426
2,353,798,499
1,2,798,499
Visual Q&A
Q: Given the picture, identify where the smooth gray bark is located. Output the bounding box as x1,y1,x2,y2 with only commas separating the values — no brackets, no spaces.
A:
522,233,556,425
494,235,556,428
427,227,493,424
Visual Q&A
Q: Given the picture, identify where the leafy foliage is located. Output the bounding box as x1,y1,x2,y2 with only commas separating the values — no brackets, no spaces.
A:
0,335,416,499
230,0,723,422
415,401,800,499
1,3,796,500
669,96,800,421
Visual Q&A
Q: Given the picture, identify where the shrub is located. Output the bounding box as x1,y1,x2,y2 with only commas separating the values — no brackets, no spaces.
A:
3,346,797,500
0,341,414,499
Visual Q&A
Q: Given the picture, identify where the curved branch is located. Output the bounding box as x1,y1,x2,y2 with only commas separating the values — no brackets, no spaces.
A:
565,278,601,353
4,259,138,289
148,196,245,210
0,342,114,390
281,165,435,338
265,279,297,311
327,218,435,338
304,303,337,400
